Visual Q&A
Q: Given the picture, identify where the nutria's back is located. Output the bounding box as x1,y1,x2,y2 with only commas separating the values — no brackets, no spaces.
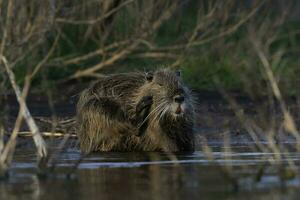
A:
89,72,145,103
77,72,145,119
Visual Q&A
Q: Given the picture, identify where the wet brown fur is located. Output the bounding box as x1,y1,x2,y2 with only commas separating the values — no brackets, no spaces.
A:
76,69,195,153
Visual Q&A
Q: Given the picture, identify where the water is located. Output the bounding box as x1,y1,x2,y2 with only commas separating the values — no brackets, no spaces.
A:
1,143,300,200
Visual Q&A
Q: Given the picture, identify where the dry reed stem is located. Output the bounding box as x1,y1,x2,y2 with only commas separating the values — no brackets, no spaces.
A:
218,85,297,171
169,1,263,69
250,36,300,150
159,1,265,52
0,76,30,170
30,34,60,78
70,41,140,79
17,131,77,138
223,131,233,171
1,56,47,158
0,127,4,156
56,0,135,25
62,40,130,65
49,1,267,81
0,0,13,55
216,84,268,153
47,133,71,169
68,1,178,79
200,136,238,191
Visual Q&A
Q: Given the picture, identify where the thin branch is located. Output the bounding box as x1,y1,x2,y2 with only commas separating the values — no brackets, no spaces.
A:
62,39,130,65
250,34,300,149
30,34,60,78
70,41,140,79
56,0,135,25
11,39,44,68
67,1,178,79
0,76,30,168
0,0,13,55
0,127,4,156
17,131,77,138
130,52,177,59
158,1,264,52
1,56,48,158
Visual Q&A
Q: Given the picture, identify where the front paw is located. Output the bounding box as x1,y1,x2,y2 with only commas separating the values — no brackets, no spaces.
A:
136,96,153,114
135,96,153,136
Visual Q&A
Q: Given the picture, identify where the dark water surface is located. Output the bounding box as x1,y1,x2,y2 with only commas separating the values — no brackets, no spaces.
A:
1,143,300,200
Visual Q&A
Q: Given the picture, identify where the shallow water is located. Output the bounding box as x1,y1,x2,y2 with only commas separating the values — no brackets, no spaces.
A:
1,144,300,200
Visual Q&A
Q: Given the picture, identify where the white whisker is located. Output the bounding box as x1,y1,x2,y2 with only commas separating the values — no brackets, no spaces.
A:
137,101,166,128
148,102,168,125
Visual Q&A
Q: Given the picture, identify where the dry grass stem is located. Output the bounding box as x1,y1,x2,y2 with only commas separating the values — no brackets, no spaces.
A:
250,35,300,149
0,75,30,170
1,57,47,158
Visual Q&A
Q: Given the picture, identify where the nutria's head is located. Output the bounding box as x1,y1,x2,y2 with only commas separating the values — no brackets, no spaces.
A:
145,69,194,120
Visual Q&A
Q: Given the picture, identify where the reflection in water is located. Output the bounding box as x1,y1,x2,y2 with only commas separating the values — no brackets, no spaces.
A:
76,153,194,200
0,147,300,200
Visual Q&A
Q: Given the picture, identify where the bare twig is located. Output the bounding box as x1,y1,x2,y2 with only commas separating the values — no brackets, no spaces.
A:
0,76,30,169
56,0,135,25
68,1,178,79
250,35,300,149
1,56,47,158
30,34,60,78
70,41,139,79
0,0,13,55
0,127,4,156
160,1,265,52
62,39,130,65
17,131,77,138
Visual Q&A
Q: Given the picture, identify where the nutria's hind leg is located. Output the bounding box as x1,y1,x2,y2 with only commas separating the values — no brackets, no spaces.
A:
135,96,153,136
77,96,136,153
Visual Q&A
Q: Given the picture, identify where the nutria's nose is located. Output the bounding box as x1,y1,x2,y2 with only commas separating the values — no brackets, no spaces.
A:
174,95,184,103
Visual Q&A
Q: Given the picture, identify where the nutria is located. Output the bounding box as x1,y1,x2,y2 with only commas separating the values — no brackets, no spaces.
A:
76,69,195,153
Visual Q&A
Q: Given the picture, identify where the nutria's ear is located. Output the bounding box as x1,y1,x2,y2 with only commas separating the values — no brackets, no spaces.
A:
175,70,181,77
145,72,153,82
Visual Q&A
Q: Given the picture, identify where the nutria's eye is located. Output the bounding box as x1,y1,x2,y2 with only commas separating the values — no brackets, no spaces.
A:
145,72,153,82
175,70,181,77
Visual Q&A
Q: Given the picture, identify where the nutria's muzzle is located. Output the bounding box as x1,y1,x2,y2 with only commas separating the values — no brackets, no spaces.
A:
175,105,182,114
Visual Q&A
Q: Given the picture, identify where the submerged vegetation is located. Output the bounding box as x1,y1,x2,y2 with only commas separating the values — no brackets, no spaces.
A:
0,0,300,198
